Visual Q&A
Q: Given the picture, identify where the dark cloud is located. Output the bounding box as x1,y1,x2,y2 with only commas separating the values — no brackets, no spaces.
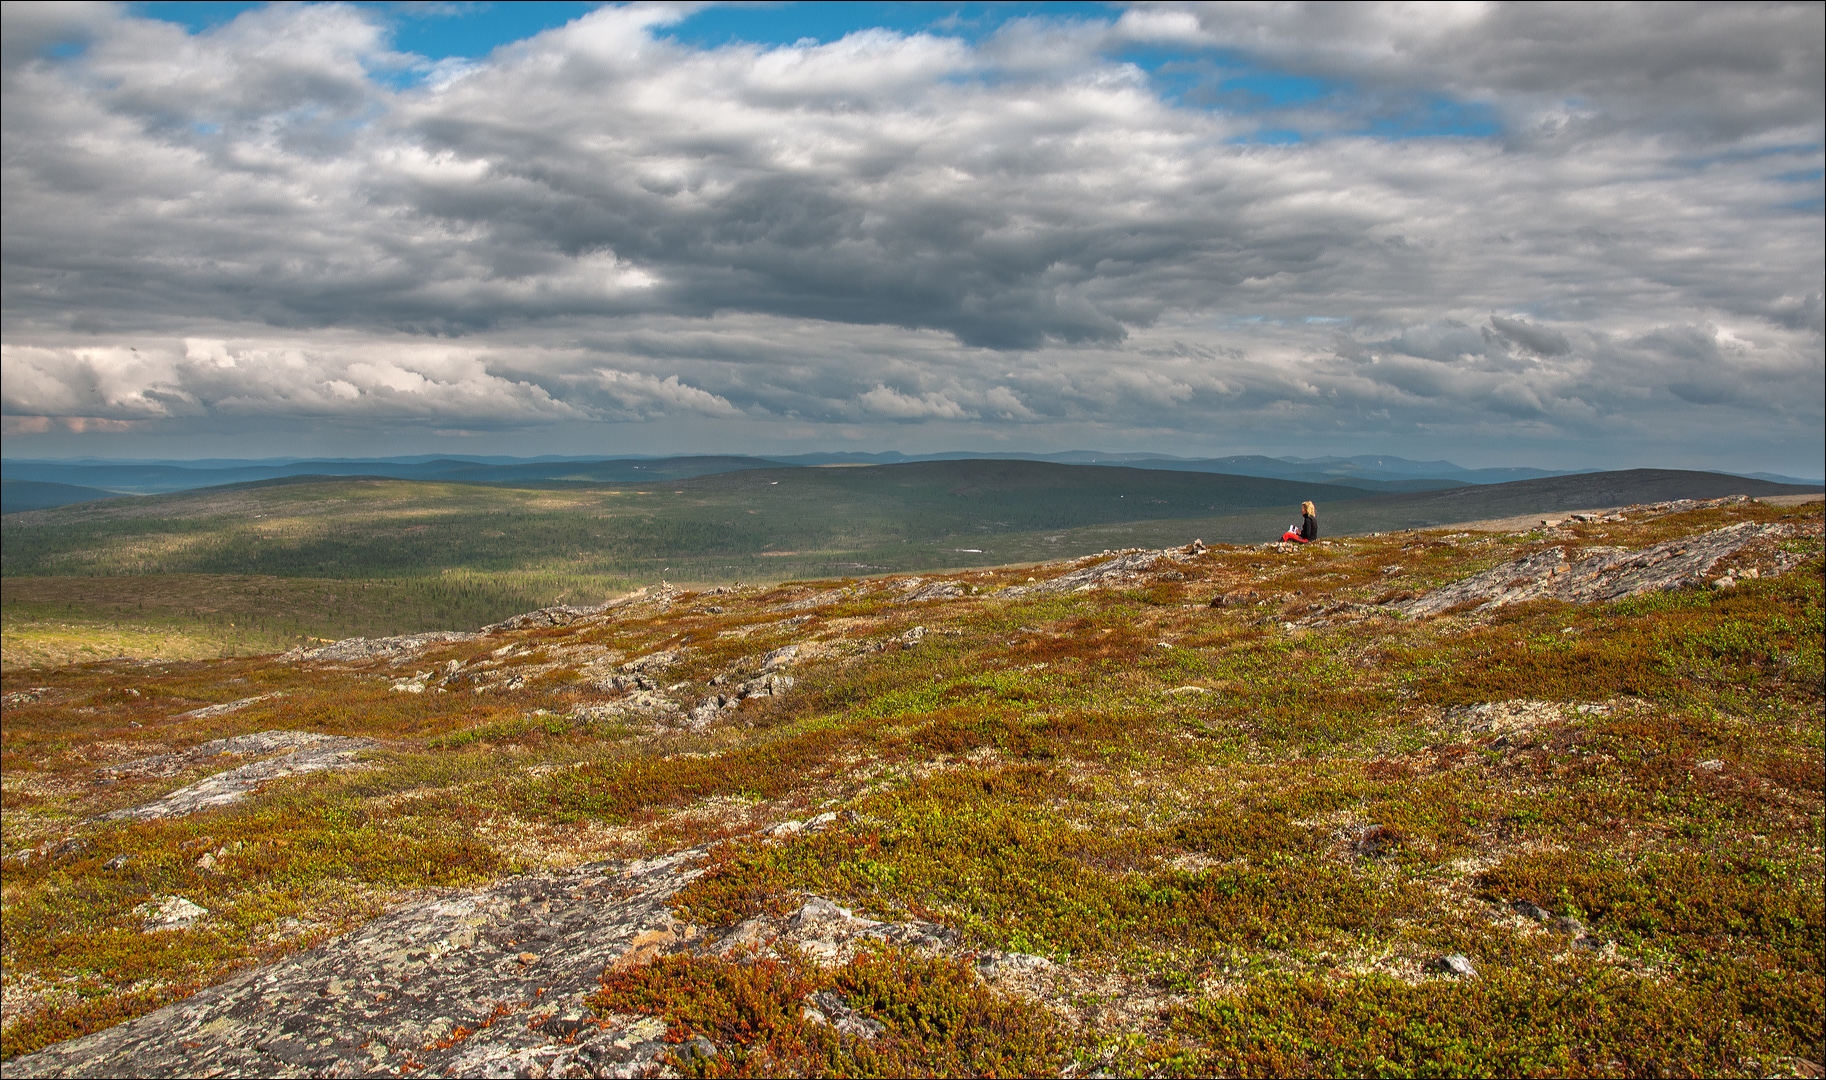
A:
0,2,1820,471
1488,315,1571,357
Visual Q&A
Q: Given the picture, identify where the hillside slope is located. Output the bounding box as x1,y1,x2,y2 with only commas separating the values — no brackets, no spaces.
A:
2,496,1820,1076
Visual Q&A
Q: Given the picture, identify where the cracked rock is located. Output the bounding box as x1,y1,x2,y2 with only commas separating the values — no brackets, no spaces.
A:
98,733,376,822
1396,522,1794,617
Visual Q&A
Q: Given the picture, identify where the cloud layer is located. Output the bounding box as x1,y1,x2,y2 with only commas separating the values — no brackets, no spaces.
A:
2,1,1820,470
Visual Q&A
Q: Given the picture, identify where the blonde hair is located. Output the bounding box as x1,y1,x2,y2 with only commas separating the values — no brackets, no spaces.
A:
1300,501,1316,516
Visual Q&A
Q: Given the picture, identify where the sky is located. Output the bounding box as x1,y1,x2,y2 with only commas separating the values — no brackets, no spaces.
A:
1,1,1822,473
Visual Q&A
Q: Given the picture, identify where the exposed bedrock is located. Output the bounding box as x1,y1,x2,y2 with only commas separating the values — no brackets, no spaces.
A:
96,731,377,822
8,820,969,1079
1397,522,1802,617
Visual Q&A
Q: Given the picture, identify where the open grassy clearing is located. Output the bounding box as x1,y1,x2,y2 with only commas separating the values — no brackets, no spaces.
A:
1,572,640,671
2,499,1821,1075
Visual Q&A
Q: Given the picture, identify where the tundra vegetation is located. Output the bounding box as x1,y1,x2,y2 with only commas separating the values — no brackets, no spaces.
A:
4,463,1812,671
0,497,1820,1077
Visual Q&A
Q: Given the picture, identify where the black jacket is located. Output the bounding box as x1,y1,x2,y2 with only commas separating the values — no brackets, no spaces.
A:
1299,513,1318,542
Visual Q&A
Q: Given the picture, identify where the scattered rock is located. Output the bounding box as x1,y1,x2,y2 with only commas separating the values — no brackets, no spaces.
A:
761,644,800,670
573,691,683,727
1511,900,1552,922
594,672,660,693
976,951,1054,979
1429,953,1477,978
1696,759,1725,772
804,990,886,1041
1209,588,1260,608
132,895,207,932
622,650,681,675
103,854,131,871
1446,700,1563,737
685,673,796,729
388,673,430,693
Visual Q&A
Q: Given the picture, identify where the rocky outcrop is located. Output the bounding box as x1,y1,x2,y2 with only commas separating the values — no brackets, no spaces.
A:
97,731,376,822
1395,522,1799,617
9,820,971,1080
999,547,1199,598
686,673,795,728
171,692,285,720
280,632,478,665
6,851,708,1079
482,586,682,634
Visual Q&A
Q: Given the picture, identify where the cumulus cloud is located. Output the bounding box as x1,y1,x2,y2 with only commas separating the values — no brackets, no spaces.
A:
0,1,1819,469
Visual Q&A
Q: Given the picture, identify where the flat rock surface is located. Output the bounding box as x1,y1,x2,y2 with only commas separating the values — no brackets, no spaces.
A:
1398,521,1798,617
8,852,709,1079
98,731,376,822
998,547,1195,597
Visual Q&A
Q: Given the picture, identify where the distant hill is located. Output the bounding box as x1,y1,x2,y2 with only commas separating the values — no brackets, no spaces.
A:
0,455,785,494
13,449,1815,499
1,480,125,515
1125,468,1824,547
1345,468,1820,525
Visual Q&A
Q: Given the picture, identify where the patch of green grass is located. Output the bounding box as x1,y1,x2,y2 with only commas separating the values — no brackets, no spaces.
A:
1168,963,1822,1078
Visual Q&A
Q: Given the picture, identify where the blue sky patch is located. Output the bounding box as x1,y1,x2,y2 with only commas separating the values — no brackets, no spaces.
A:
127,1,1502,142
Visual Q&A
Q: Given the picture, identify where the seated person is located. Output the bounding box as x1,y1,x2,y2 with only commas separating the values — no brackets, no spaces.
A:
1281,501,1318,543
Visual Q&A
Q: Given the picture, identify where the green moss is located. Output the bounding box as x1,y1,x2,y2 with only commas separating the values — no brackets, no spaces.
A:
1170,964,1822,1078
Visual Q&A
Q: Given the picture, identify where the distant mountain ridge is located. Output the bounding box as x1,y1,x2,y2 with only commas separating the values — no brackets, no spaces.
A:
3,451,1819,513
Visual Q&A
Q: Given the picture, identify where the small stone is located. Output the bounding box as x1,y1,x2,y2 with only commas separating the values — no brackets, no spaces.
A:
518,952,538,964
133,895,208,930
1696,759,1724,771
1510,900,1552,922
1712,576,1736,589
195,853,218,871
1430,953,1477,978
104,854,132,870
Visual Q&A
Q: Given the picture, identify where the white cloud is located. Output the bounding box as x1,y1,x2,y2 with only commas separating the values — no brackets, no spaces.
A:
0,2,1819,471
